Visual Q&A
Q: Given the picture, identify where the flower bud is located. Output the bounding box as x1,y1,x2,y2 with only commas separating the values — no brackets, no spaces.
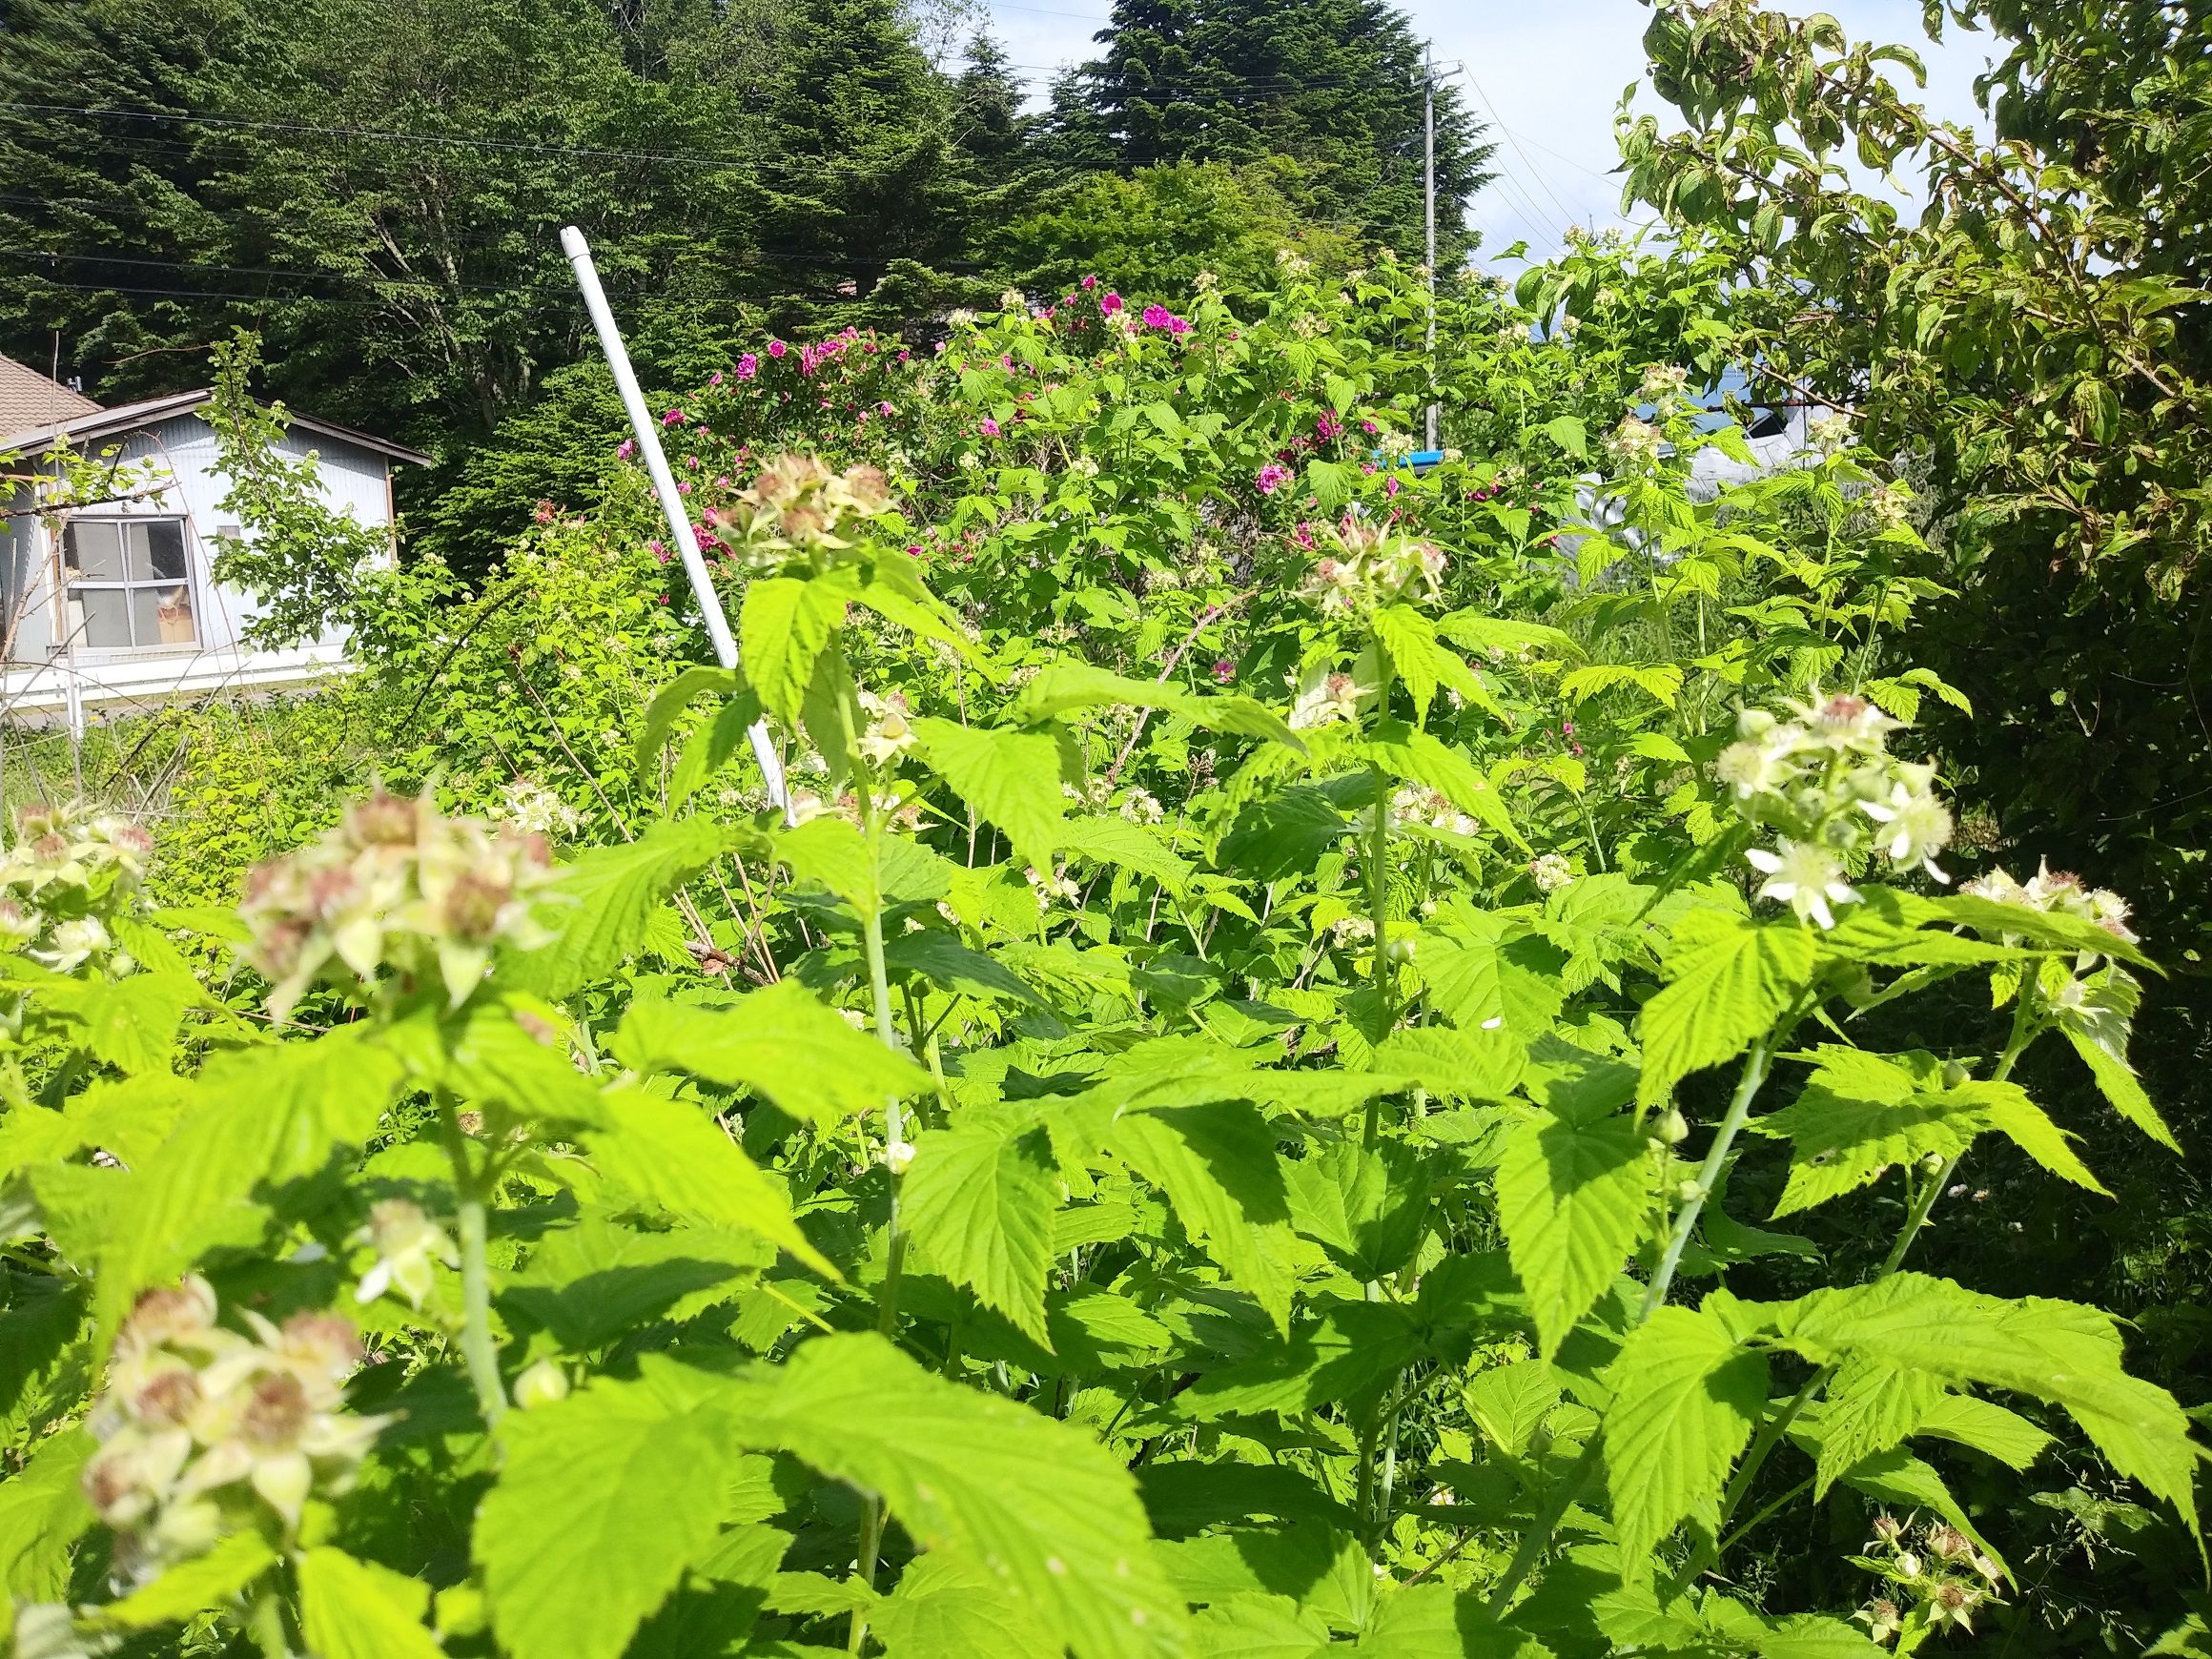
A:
1653,1108,1690,1147
514,1360,570,1411
1939,1059,1970,1090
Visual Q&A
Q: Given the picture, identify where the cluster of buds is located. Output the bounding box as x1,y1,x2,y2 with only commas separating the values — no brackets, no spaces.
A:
1295,516,1447,618
493,775,582,839
0,802,155,974
82,1279,383,1583
1024,865,1081,910
1808,410,1855,454
1639,363,1692,408
1373,785,1479,839
352,1198,461,1310
1853,1515,2001,1645
1961,859,2136,948
708,454,894,566
1287,660,1378,731
1118,789,1165,826
1609,415,1665,467
241,789,559,1019
1714,690,1954,929
1528,851,1576,893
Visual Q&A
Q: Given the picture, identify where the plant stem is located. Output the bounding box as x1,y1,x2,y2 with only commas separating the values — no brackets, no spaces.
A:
1375,1369,1408,1543
1485,1437,1603,1616
1642,1033,1774,1321
247,1587,291,1659
440,1098,506,1429
1362,758,1393,1152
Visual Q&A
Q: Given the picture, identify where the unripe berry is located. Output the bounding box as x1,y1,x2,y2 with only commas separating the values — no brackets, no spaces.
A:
1654,1107,1690,1146
515,1359,570,1410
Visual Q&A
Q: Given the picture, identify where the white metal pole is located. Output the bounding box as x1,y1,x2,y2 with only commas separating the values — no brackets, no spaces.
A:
559,226,788,814
1423,49,1440,454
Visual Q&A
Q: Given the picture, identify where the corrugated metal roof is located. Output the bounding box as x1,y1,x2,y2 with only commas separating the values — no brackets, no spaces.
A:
0,352,101,436
0,387,430,467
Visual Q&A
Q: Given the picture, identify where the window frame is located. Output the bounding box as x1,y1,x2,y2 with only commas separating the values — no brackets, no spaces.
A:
54,516,202,654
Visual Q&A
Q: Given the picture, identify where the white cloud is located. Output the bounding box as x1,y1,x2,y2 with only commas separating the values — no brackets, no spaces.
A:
979,0,2003,264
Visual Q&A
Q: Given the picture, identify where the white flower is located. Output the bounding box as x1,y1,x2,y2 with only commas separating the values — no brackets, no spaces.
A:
1024,865,1080,909
1714,731,1804,799
1329,915,1376,946
1610,416,1663,464
1784,687,1903,754
1528,852,1576,893
1118,789,1164,825
1860,780,1954,880
352,1199,460,1310
1808,410,1855,453
35,914,109,973
1746,839,1860,929
855,688,915,768
1288,664,1373,730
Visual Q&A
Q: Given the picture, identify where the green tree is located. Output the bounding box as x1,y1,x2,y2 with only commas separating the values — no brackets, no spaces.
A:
1058,0,1493,263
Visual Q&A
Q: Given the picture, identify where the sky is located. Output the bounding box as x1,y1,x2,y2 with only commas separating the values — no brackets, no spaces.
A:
972,0,2002,266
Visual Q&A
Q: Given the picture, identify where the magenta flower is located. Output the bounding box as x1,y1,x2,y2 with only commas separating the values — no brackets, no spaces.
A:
662,409,685,427
1384,477,1400,498
1142,303,1173,330
1080,274,1098,290
978,418,1001,438
1100,292,1124,317
735,353,759,380
1168,316,1192,335
1256,462,1293,496
1212,659,1235,684
878,400,895,416
768,339,788,358
1361,420,1379,435
616,439,635,461
708,371,724,387
1316,413,1343,440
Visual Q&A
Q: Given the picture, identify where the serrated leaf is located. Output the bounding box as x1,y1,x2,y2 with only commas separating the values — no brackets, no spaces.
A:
883,930,1049,1008
774,814,877,911
1807,1358,1946,1497
97,1529,276,1628
722,1333,1186,1659
1418,919,1567,1039
612,983,932,1123
1372,1025,1527,1102
1603,1305,1767,1567
31,970,197,1075
911,718,1068,875
584,1084,833,1277
904,1119,1060,1342
668,692,765,810
637,666,744,779
297,1546,445,1659
1637,912,1813,1107
1060,815,1194,893
0,1427,92,1601
2064,1029,2180,1152
1110,1101,1297,1334
741,576,844,727
505,817,727,999
477,1368,740,1659
1495,1103,1650,1358
1007,663,1301,749
1768,1273,2199,1535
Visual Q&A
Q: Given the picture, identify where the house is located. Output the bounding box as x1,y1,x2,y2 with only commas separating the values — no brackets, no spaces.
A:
0,353,427,733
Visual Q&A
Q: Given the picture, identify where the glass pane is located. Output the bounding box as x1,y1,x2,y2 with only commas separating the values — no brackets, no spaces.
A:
144,584,197,645
75,586,131,648
63,522,124,580
144,520,188,581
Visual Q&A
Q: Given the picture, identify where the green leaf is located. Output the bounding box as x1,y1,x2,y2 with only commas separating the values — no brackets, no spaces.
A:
1637,912,1814,1108
870,1554,1058,1658
722,1332,1186,1659
741,576,844,727
0,1427,92,1601
98,1530,277,1628
1059,815,1194,893
1540,416,1587,459
1110,1102,1298,1334
478,1367,743,1659
1372,605,1445,724
297,1547,445,1659
1364,726,1526,849
1806,1359,1946,1498
883,930,1049,1008
1007,663,1301,749
584,1084,834,1277
505,1217,768,1350
668,691,765,810
1464,1361,1562,1459
1352,1581,1554,1655
911,718,1068,875
1373,1025,1527,1102
506,817,727,999
2064,1029,2180,1153
1495,1101,1650,1358
612,983,932,1124
1417,917,1567,1039
96,1031,404,1342
1602,1305,1767,1568
636,666,744,779
1284,1140,1430,1280
1769,1274,2200,1535
903,1118,1061,1343
775,815,877,911
31,970,198,1075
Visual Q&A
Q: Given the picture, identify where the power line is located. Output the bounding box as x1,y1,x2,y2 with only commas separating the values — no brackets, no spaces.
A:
1454,69,1582,229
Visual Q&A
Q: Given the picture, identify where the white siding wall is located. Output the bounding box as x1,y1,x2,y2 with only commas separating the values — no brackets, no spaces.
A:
3,413,396,725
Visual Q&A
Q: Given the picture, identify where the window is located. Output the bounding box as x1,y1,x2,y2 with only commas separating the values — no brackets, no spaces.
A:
59,520,196,649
